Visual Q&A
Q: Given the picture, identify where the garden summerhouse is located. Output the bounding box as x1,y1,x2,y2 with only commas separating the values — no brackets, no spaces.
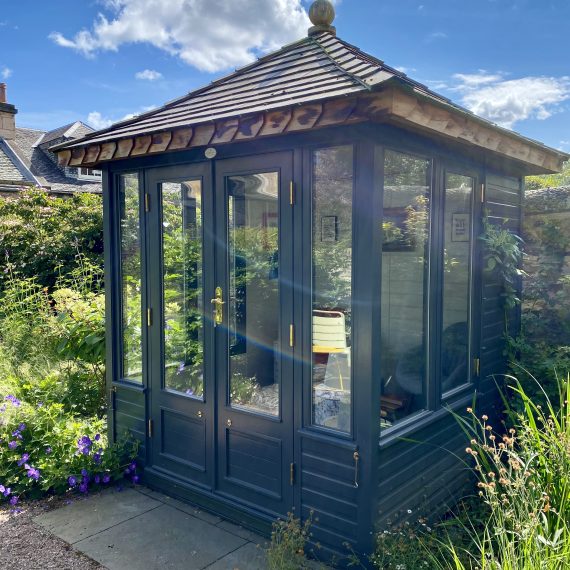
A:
53,1,568,563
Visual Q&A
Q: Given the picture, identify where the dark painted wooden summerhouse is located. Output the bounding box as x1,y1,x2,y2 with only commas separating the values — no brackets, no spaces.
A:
53,1,568,563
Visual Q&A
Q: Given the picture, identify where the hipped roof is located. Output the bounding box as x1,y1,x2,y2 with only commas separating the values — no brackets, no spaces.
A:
53,31,568,175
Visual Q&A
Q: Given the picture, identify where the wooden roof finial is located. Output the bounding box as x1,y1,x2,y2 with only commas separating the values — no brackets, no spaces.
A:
308,0,336,36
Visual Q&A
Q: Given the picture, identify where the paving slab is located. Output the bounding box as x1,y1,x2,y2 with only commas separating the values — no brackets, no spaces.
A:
205,542,267,569
34,488,161,544
73,503,247,570
216,519,267,544
137,488,223,525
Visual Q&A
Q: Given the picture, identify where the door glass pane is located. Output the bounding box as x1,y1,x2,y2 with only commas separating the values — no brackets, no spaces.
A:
312,146,353,433
228,173,280,416
380,149,431,428
119,173,142,383
162,180,204,398
442,173,473,394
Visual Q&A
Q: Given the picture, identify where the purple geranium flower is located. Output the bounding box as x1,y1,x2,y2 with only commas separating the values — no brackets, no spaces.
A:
0,485,4,494
3,487,11,497
18,423,26,431
12,431,22,440
5,395,21,407
81,469,89,477
77,436,92,455
129,462,137,471
132,475,140,484
102,474,111,484
94,475,101,484
68,476,77,487
9,496,18,506
26,467,40,481
8,441,19,450
94,433,101,442
79,483,88,494
45,447,52,455
17,453,30,466
93,453,102,465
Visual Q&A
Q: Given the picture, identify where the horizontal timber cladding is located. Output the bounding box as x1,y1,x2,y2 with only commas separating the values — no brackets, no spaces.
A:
299,435,360,558
376,411,473,529
481,173,523,378
112,385,146,464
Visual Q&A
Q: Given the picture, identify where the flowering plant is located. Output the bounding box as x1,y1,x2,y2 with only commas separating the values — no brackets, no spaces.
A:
0,393,138,504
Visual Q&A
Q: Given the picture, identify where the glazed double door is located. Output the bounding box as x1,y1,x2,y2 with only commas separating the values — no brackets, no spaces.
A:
146,153,295,516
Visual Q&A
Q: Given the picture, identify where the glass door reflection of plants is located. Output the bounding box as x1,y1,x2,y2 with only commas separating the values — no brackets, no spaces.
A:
227,172,280,417
161,180,204,398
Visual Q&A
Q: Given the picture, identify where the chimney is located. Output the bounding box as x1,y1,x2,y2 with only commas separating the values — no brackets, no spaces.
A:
0,83,17,140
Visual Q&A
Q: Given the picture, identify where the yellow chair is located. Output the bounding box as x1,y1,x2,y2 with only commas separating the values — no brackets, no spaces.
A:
313,310,350,391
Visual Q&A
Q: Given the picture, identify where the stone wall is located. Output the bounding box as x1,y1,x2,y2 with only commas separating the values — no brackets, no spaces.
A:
523,186,570,285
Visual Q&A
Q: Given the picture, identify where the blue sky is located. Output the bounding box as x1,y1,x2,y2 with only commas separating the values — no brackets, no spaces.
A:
1,0,569,152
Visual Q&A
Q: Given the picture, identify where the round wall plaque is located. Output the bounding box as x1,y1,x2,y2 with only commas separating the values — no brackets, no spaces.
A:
205,147,217,159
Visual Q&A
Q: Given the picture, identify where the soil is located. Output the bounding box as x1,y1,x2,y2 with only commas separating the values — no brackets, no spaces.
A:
0,494,105,570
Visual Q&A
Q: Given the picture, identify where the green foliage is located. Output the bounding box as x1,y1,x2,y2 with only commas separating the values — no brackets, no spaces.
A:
0,260,106,418
423,375,570,569
526,161,570,190
480,217,525,312
0,188,103,292
267,512,315,570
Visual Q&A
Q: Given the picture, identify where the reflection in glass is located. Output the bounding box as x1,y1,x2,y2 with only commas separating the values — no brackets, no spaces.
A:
442,173,473,393
380,149,431,428
228,172,280,416
162,180,204,398
119,173,143,383
312,146,353,433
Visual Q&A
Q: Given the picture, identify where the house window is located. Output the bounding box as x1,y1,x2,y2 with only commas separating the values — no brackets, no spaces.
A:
119,173,143,383
311,146,354,433
78,167,102,181
379,149,432,428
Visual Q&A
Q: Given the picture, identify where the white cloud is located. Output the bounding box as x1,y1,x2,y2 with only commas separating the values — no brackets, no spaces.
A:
135,69,163,81
451,71,570,129
427,31,447,42
1,67,12,79
87,106,156,130
50,0,310,73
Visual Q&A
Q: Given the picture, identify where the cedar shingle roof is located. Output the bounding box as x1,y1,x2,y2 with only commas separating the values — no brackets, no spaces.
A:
55,32,449,150
52,30,568,175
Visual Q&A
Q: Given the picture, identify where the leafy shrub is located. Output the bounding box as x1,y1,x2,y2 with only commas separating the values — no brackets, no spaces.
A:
0,380,138,504
0,188,103,292
0,261,106,417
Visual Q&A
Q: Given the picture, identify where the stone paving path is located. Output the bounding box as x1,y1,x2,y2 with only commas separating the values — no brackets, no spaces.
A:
34,487,268,570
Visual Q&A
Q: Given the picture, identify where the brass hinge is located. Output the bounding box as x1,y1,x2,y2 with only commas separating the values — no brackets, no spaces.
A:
474,357,481,377
289,181,295,206
144,193,151,212
480,183,485,204
148,419,154,438
147,308,152,327
289,324,295,348
290,462,296,486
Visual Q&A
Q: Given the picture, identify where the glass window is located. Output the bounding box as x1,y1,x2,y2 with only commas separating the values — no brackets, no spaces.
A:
161,180,205,398
312,146,354,433
119,173,143,383
441,173,474,394
227,172,280,417
380,149,431,428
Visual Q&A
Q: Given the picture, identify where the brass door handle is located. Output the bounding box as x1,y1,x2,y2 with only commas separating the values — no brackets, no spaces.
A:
211,287,224,326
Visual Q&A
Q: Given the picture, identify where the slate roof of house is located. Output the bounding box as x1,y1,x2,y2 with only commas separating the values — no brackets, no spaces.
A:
0,123,101,194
